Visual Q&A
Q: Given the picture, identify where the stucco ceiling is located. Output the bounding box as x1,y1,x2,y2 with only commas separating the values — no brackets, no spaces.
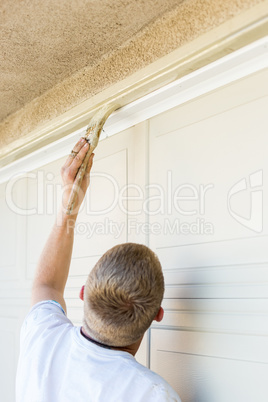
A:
0,0,266,164
1,0,183,123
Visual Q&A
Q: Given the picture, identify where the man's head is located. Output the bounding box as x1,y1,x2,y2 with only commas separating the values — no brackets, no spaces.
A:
81,243,164,347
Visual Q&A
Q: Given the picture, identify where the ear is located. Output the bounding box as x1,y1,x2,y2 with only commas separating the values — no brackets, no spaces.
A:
154,306,164,322
79,285,85,301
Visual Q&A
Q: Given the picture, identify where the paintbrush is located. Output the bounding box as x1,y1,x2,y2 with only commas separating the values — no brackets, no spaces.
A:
66,103,119,215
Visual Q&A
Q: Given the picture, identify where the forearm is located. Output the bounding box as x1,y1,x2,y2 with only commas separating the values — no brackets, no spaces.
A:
32,208,77,294
31,138,93,308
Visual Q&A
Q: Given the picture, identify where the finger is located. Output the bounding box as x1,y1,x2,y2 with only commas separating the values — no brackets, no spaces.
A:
68,141,90,177
62,137,87,169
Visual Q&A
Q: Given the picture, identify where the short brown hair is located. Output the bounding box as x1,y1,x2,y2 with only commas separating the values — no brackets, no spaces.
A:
83,243,164,346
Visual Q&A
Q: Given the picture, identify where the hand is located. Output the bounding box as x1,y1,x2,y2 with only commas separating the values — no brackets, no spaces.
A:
60,137,94,215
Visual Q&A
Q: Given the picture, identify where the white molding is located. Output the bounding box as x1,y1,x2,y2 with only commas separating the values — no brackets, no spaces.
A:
0,36,267,185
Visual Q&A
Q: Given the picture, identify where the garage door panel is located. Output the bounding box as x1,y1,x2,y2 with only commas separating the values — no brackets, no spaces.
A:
149,94,268,249
151,332,268,402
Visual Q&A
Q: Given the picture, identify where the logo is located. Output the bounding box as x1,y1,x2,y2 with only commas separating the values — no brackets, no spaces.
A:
227,170,263,233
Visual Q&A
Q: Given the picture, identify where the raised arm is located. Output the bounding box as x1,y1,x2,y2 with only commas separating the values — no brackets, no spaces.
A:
31,138,94,312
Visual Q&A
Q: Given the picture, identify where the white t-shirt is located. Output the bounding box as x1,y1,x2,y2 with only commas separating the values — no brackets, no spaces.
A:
16,301,181,402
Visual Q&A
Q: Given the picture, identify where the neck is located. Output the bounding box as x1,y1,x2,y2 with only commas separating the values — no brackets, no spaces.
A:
115,337,143,356
81,326,143,357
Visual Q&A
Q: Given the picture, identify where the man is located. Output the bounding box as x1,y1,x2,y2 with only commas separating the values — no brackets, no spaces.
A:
16,137,181,401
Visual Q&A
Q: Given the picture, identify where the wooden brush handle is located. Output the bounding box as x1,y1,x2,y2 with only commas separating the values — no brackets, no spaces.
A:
66,146,93,215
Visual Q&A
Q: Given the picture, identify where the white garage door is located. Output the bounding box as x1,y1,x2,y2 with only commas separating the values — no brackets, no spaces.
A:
148,68,268,401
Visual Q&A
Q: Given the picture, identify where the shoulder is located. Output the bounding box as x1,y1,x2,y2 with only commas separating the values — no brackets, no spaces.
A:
23,300,67,326
20,300,72,346
123,356,181,401
142,367,181,401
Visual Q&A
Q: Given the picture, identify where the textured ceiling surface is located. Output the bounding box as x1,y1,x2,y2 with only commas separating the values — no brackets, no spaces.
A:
0,0,265,157
1,0,183,123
